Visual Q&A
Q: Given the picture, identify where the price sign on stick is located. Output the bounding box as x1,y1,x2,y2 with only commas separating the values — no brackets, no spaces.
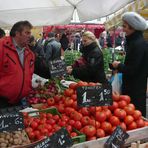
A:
104,126,129,148
0,112,24,132
52,128,73,148
49,58,66,78
77,84,112,107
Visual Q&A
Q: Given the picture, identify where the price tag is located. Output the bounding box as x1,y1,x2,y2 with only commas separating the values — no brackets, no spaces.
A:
77,84,112,107
0,112,24,132
49,58,66,78
52,128,73,148
104,126,129,148
34,137,53,148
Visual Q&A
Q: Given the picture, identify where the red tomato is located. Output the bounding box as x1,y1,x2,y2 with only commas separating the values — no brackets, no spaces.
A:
47,98,55,106
124,106,134,115
53,115,60,122
64,98,74,107
120,122,127,131
77,81,88,87
119,95,131,104
96,129,105,138
57,104,65,113
28,131,35,140
124,115,134,125
72,101,78,110
136,119,145,128
89,107,96,114
128,103,135,110
96,111,106,122
58,120,66,127
30,121,38,129
81,107,90,116
87,136,97,141
101,122,112,133
128,121,137,130
112,92,120,101
34,130,41,139
54,95,61,103
83,125,96,137
69,83,77,90
144,121,148,126
66,125,72,133
118,100,127,109
96,107,102,112
132,110,142,120
103,109,112,119
71,94,77,101
108,101,119,111
64,88,74,97
74,121,82,130
25,127,33,133
114,108,127,119
70,132,78,137
61,115,69,122
65,107,75,116
88,82,97,86
81,116,91,126
68,119,75,126
109,116,120,126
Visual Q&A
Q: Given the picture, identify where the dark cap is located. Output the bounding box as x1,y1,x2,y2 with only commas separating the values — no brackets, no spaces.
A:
48,32,55,38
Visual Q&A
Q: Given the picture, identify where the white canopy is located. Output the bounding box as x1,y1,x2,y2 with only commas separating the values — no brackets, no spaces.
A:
0,0,134,27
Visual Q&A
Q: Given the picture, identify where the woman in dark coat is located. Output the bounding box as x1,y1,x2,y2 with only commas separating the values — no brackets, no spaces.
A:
67,31,107,84
112,12,148,117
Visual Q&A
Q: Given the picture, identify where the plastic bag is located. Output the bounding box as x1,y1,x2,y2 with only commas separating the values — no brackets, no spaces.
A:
111,73,122,94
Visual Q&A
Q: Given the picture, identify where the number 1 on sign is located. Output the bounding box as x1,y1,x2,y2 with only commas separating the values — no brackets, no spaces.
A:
82,92,90,103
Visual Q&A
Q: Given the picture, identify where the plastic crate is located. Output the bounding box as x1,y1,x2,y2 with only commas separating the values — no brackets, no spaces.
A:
72,129,86,144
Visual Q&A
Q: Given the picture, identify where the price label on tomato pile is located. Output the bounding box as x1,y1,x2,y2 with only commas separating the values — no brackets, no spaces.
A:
104,126,129,148
0,112,24,132
52,128,73,148
49,58,66,78
34,137,53,148
77,84,112,107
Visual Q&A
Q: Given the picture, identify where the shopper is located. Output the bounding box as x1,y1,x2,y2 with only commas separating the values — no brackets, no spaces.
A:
0,28,5,38
112,12,148,117
67,31,107,83
0,21,35,108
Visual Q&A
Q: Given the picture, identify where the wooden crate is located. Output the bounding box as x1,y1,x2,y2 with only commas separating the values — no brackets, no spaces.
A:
72,126,148,148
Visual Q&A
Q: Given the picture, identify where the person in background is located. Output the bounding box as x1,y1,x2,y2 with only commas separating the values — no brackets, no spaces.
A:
60,33,69,51
112,12,148,117
73,32,81,50
99,33,105,49
0,21,35,108
67,31,107,83
0,28,6,38
44,32,61,62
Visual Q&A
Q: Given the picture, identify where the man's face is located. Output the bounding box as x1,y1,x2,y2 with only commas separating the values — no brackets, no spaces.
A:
16,26,31,47
122,21,135,36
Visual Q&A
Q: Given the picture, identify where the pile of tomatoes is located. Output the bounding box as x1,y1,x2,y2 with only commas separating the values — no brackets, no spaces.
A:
26,81,148,141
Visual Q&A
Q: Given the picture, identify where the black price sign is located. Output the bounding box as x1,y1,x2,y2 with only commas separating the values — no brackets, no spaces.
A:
34,137,53,148
0,112,24,132
52,128,73,148
49,58,66,78
105,126,129,148
77,84,112,107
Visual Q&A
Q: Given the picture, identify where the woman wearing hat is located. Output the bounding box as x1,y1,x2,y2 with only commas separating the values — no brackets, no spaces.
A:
112,12,148,117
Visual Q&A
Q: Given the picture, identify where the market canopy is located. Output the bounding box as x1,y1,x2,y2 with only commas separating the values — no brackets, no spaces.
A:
0,0,134,27
105,0,148,29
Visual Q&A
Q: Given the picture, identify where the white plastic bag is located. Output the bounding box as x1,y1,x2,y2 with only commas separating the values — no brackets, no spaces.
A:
111,73,122,94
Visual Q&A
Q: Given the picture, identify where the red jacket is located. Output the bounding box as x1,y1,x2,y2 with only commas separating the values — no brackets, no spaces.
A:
0,36,35,104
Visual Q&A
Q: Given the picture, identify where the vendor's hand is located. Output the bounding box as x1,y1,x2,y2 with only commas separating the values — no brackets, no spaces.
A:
112,61,120,68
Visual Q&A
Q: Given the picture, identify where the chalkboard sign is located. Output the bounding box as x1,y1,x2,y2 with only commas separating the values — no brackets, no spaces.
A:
77,84,112,107
104,126,129,148
52,128,73,148
49,58,66,78
0,112,24,132
34,137,53,148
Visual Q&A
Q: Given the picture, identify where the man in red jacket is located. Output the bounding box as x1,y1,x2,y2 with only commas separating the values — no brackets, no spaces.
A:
0,21,35,108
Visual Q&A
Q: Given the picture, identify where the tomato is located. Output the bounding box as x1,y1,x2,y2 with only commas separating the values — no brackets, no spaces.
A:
72,101,78,110
53,115,60,122
61,115,69,122
22,112,29,118
87,136,97,141
109,116,120,126
64,98,74,107
124,106,134,115
132,110,142,120
112,92,120,101
66,125,72,133
144,121,148,126
54,95,61,103
69,83,77,90
114,108,126,119
108,101,119,111
128,121,137,130
89,107,96,114
118,100,127,109
124,115,134,125
34,130,41,139
103,109,112,119
136,119,145,128
77,81,88,87
46,113,53,119
47,119,56,125
96,129,105,138
96,111,106,122
64,88,74,97
68,119,75,126
101,121,112,133
30,121,38,129
81,116,91,126
70,132,78,137
45,124,52,132
47,98,55,106
83,125,96,137
65,107,75,116
119,95,131,104
96,107,102,112
57,104,65,113
71,94,77,101
81,107,90,116
25,127,33,133
88,82,96,86
70,111,82,121
128,103,135,110
28,131,35,140
120,122,127,131
74,121,82,130
58,120,66,127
